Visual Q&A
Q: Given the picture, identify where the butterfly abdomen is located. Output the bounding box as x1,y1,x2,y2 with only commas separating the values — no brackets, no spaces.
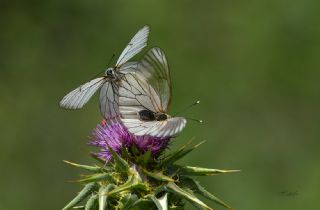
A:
138,110,169,122
139,110,156,121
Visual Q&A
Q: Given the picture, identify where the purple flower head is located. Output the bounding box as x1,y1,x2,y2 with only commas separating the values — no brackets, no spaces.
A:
90,120,171,161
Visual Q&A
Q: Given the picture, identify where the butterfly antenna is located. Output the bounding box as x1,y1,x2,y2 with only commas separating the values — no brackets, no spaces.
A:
186,117,203,123
107,53,116,67
88,54,116,81
173,100,200,117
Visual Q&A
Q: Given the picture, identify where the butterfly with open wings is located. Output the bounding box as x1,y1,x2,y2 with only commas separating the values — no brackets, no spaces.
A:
118,47,187,138
59,25,149,119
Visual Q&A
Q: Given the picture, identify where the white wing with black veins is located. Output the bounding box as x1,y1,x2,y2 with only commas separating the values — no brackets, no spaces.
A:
60,77,106,109
99,81,119,119
116,25,150,67
118,48,186,138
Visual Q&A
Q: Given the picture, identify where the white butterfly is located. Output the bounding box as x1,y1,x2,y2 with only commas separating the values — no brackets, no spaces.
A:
118,47,187,138
59,25,150,119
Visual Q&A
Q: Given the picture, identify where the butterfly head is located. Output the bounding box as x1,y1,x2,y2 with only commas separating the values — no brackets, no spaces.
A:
155,113,168,121
105,67,116,79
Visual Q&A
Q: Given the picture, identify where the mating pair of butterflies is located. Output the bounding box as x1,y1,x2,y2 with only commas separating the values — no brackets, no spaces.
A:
59,25,186,138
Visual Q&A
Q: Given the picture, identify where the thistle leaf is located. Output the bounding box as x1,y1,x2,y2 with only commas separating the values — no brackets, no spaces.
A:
161,141,192,166
150,193,168,210
99,184,116,210
119,194,138,210
99,188,107,210
121,144,130,160
90,153,106,164
162,141,205,166
106,144,130,172
180,177,232,209
63,160,102,173
131,144,141,156
77,173,116,183
143,169,175,182
130,198,157,210
85,194,98,210
62,183,98,210
165,182,212,210
131,198,155,210
108,175,147,196
136,150,152,167
178,166,240,176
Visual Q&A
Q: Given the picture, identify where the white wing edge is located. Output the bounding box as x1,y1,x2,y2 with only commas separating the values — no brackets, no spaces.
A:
122,117,187,138
59,77,106,109
116,25,150,67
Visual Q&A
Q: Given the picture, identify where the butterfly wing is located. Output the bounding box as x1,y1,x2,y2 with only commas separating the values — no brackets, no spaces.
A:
118,48,186,137
99,81,119,119
60,26,148,113
99,26,148,118
119,76,187,137
122,117,186,138
119,73,161,115
118,61,139,74
135,47,171,111
60,77,106,109
119,47,171,117
99,61,139,119
115,25,150,67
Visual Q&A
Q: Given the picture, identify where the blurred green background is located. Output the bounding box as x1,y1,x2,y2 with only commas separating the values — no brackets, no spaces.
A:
1,0,319,209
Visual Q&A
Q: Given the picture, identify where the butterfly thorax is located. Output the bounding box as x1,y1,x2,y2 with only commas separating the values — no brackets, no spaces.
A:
155,113,168,121
138,110,168,121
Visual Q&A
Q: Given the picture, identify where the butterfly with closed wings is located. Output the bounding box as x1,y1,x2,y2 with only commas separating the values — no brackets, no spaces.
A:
59,25,149,119
118,47,187,138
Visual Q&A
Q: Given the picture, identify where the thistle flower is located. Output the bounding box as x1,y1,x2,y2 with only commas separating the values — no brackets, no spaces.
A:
63,120,239,210
90,120,170,161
